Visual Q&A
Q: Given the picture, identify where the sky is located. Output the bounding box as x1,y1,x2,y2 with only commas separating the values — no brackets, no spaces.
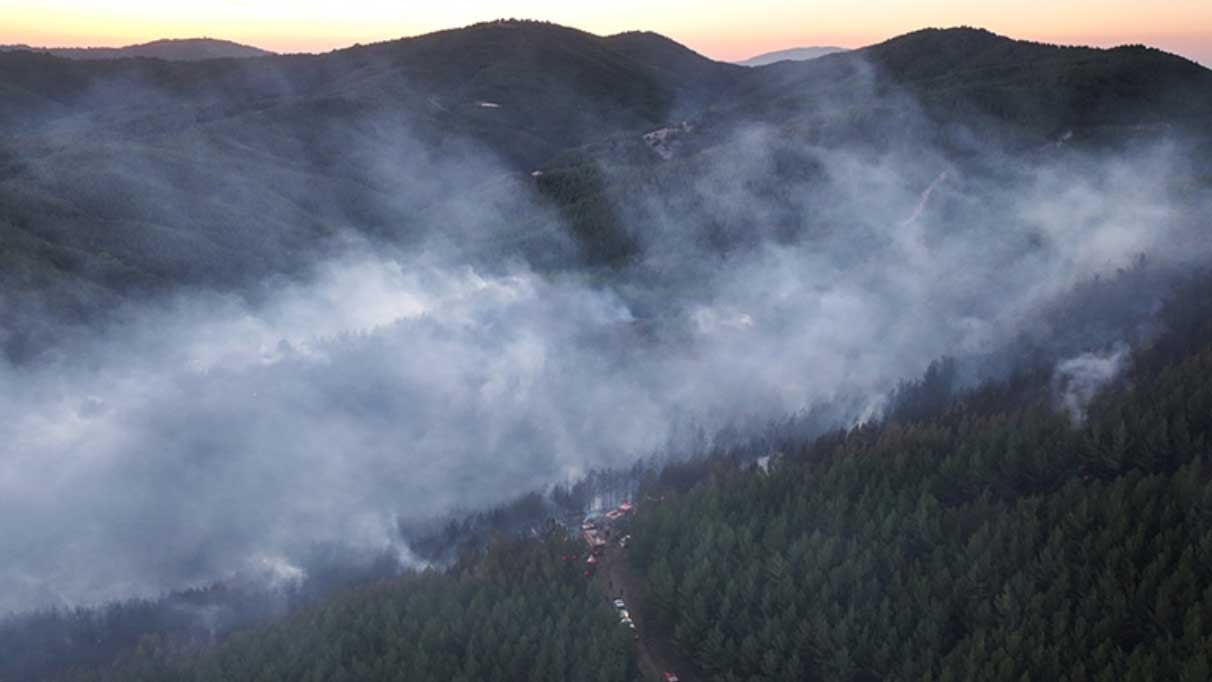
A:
2,0,1210,65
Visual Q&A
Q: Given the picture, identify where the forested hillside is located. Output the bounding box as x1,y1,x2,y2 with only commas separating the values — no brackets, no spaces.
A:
0,39,273,61
624,276,1212,681
24,272,1212,680
4,18,1212,682
50,536,637,682
4,22,1211,363
720,27,1212,142
0,20,739,360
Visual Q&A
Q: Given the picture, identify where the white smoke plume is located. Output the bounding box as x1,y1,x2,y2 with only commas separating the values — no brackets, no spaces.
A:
1054,345,1129,424
1,51,1210,614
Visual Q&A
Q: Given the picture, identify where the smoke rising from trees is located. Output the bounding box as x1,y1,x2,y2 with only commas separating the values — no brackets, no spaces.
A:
2,47,1210,614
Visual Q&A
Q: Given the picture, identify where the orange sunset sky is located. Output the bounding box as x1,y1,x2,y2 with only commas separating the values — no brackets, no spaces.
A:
2,1,1210,65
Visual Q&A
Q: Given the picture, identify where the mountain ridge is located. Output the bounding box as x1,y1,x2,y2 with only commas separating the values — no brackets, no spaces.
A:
712,26,1212,146
0,37,273,61
1,21,1209,362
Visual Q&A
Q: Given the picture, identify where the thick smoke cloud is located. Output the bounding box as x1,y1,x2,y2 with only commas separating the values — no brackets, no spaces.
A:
2,55,1210,614
2,259,627,610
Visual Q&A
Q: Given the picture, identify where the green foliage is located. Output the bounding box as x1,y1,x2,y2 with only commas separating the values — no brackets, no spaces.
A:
30,279,1212,681
5,23,1210,356
626,327,1212,681
55,536,638,682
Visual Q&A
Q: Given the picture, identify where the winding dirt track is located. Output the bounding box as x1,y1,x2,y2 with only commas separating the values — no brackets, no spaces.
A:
599,546,699,682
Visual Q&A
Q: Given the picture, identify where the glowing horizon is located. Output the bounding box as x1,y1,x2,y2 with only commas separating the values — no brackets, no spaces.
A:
1,1,1209,65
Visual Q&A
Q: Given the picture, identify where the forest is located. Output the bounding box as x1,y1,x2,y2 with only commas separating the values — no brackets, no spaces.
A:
45,536,637,682
623,273,1212,681
4,18,1212,682
8,271,1207,681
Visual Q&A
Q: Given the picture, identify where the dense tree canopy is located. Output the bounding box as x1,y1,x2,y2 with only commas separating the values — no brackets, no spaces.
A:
51,536,638,682
625,279,1212,681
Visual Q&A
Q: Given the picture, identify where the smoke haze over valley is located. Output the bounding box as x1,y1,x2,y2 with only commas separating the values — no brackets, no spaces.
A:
2,18,1211,633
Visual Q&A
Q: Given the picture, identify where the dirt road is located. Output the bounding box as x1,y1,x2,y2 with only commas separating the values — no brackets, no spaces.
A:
599,546,699,682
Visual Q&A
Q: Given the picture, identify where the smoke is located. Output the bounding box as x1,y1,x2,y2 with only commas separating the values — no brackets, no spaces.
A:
2,49,1210,614
1054,345,1129,424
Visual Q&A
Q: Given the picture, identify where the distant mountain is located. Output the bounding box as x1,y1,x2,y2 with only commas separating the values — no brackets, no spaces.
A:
0,37,272,61
736,46,848,67
718,27,1212,145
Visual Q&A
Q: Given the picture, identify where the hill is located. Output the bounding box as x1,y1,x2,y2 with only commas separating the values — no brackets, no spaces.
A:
0,38,273,61
0,20,739,359
3,20,1212,682
620,276,1212,682
25,270,1212,682
712,27,1212,146
735,45,848,66
1,23,1210,364
605,31,746,111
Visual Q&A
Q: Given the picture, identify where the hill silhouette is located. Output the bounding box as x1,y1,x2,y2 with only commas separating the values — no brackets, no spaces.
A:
0,22,1209,361
0,37,272,61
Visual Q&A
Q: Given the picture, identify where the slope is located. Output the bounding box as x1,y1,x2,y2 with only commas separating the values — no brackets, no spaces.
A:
29,265,1212,682
0,38,274,61
0,20,740,359
3,23,1211,365
718,27,1212,147
622,276,1212,681
45,536,640,682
